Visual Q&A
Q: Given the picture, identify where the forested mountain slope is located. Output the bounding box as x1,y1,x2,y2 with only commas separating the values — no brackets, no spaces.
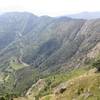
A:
0,12,100,99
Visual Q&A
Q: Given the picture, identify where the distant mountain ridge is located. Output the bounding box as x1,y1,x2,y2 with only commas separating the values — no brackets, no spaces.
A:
68,12,100,19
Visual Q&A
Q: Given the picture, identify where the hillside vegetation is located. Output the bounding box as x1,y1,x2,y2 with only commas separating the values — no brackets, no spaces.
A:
13,67,100,100
0,12,100,99
40,70,100,100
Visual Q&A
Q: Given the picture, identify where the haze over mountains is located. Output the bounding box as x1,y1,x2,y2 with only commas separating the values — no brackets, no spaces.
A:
68,11,100,19
0,12,100,100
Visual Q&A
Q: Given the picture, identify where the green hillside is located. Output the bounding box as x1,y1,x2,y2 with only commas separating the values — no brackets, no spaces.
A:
41,70,100,100
0,12,100,99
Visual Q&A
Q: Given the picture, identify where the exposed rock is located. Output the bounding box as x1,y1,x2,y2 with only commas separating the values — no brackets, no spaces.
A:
54,82,68,94
26,79,46,96
82,92,93,99
88,68,98,74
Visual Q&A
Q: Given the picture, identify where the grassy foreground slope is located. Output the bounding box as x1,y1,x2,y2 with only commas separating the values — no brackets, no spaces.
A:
41,69,100,100
13,66,100,100
13,68,88,100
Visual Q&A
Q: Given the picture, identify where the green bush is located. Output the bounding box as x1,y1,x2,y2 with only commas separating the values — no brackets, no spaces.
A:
92,59,100,71
0,97,6,100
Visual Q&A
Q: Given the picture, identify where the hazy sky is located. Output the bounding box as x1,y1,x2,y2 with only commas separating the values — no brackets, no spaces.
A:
0,0,100,16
